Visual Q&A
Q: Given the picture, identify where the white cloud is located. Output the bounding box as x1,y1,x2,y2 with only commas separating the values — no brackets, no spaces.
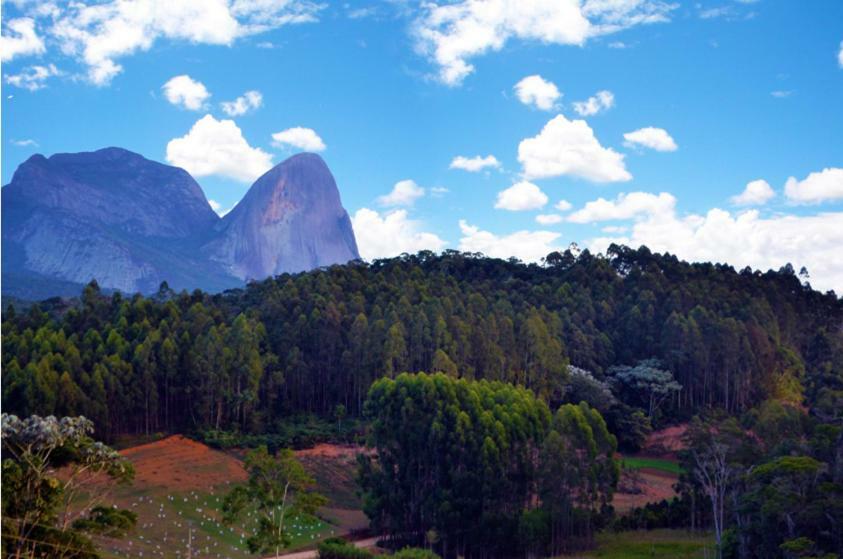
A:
271,127,326,152
495,181,548,211
535,214,563,225
731,179,775,206
351,208,447,260
449,154,500,172
208,199,233,217
1,17,45,62
458,220,561,262
555,199,573,211
41,0,323,85
431,186,449,196
378,179,426,207
513,74,561,111
518,114,631,182
587,207,843,294
413,0,675,86
784,168,843,204
623,126,678,152
568,191,676,223
839,41,843,68
572,89,614,116
10,139,38,147
770,90,792,98
221,90,263,116
166,114,273,183
162,75,210,110
4,64,61,91
601,225,627,233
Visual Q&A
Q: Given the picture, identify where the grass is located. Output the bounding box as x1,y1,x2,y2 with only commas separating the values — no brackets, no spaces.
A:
621,456,684,475
94,485,338,559
575,529,714,559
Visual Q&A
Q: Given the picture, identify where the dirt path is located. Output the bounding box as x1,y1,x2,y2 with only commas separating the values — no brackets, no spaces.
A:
263,536,380,559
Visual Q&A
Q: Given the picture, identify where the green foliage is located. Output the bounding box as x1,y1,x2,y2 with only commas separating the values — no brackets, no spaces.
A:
679,410,843,559
359,373,618,557
197,415,363,451
359,372,550,556
583,529,715,559
317,538,373,559
222,445,328,558
4,247,840,441
72,507,137,537
1,414,134,558
390,547,441,559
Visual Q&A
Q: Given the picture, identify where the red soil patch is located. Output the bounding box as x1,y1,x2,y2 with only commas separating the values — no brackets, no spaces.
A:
643,424,688,457
613,468,678,512
119,434,247,491
295,443,372,459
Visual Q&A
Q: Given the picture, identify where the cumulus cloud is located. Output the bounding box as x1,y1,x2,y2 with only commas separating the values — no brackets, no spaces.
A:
413,0,675,85
587,207,843,294
623,126,678,152
0,17,45,62
783,168,843,205
166,114,273,183
731,179,775,206
378,180,426,207
271,127,326,152
4,64,61,90
495,181,548,211
221,90,263,116
572,89,614,116
352,208,447,260
567,192,676,223
458,220,562,262
535,214,563,225
513,74,561,110
449,154,501,172
518,114,631,182
162,75,210,110
26,0,323,85
555,199,573,211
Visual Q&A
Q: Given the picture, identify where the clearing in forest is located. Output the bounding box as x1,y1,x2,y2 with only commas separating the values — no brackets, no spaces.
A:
89,436,365,559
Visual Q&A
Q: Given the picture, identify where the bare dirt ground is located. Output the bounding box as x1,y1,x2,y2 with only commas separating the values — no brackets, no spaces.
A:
118,435,248,490
611,424,689,512
613,468,678,512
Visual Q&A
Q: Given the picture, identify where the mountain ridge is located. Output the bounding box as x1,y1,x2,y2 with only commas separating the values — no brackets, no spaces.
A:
1,147,360,299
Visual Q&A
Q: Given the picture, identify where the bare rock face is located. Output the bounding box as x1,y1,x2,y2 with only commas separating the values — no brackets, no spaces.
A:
2,148,360,299
204,153,360,280
2,148,234,297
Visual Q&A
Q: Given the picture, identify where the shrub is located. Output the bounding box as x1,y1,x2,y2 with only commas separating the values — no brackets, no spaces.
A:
317,538,373,559
391,548,441,559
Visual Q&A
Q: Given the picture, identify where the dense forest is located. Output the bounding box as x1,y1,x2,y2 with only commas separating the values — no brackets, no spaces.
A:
3,245,840,441
3,245,843,558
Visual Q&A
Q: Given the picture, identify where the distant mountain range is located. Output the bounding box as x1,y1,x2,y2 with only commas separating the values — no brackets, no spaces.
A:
1,148,360,299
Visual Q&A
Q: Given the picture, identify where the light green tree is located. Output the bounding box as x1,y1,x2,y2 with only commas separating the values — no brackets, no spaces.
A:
223,446,327,558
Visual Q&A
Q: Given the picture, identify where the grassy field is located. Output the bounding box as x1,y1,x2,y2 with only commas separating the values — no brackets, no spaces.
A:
95,485,338,559
86,435,346,559
621,456,684,475
575,529,714,559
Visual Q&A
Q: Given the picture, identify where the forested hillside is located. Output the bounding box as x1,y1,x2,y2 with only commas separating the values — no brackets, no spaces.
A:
3,245,842,442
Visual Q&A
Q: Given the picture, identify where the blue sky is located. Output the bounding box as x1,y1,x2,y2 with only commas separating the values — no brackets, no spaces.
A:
3,0,843,291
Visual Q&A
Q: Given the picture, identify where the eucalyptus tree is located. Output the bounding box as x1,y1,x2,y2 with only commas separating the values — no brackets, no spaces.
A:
222,446,327,559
